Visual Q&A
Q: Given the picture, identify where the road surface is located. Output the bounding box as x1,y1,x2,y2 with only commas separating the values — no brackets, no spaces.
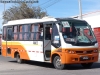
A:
0,55,100,75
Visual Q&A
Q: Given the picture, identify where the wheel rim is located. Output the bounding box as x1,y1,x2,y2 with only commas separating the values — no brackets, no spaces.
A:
55,58,62,68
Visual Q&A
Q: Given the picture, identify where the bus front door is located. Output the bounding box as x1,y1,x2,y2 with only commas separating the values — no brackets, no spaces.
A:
43,23,52,61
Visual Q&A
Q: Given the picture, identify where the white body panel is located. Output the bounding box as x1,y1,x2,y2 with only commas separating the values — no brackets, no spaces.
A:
12,41,44,61
23,41,44,61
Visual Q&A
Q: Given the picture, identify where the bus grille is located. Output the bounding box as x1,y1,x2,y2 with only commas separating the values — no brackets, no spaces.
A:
76,50,93,54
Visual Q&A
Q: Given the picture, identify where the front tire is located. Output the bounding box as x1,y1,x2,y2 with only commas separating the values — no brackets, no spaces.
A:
81,63,93,68
16,54,23,64
53,56,66,70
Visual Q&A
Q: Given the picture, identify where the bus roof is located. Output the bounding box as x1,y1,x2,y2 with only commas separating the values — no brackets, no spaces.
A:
3,16,57,26
56,17,86,22
3,16,87,26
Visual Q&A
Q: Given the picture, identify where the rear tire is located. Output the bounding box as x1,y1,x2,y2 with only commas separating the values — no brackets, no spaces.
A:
81,63,93,68
16,54,23,64
53,56,66,70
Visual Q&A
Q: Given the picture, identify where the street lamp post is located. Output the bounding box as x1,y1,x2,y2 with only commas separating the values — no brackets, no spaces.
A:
78,0,82,19
4,2,6,24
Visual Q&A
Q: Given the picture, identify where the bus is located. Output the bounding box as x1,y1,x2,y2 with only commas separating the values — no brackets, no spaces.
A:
2,16,99,70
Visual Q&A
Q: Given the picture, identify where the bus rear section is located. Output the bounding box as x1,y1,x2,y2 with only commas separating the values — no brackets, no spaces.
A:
50,18,99,69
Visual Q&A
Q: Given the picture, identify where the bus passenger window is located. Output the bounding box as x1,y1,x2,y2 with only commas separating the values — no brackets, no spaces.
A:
23,25,30,40
30,23,44,40
13,26,18,40
30,24,39,40
7,28,12,41
30,24,34,40
31,24,34,32
3,27,7,40
39,24,43,40
19,25,23,40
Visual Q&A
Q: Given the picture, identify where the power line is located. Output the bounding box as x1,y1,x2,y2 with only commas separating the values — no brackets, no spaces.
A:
38,0,62,17
37,0,61,10
42,0,61,9
38,0,52,6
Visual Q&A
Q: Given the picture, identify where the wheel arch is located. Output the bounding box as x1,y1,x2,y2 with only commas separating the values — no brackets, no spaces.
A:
51,53,60,63
14,51,19,58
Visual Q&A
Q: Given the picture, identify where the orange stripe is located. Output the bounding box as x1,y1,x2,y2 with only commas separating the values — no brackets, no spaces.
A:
2,42,30,60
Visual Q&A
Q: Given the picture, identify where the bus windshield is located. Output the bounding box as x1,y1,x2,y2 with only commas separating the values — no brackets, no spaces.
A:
60,20,96,45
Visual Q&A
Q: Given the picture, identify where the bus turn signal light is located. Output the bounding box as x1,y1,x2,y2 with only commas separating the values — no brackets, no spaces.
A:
68,50,75,54
94,50,98,53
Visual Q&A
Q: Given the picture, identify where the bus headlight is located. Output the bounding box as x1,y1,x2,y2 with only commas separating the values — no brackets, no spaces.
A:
68,50,75,54
94,50,98,53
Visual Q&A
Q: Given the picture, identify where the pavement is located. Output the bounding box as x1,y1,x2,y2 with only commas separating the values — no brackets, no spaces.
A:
0,55,100,75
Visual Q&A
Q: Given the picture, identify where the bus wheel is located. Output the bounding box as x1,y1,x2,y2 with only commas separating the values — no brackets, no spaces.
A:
81,63,93,68
16,54,23,64
53,56,66,70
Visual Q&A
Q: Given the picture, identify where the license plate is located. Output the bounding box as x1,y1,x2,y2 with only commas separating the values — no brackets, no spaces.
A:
82,56,89,60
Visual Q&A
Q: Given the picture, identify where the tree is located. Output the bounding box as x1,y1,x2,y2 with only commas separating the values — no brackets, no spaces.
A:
3,3,48,24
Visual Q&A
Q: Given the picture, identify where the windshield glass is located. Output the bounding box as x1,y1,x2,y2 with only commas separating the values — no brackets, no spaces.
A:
60,20,96,44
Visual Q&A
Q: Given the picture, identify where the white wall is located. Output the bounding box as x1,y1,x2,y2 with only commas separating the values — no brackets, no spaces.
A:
83,15,100,29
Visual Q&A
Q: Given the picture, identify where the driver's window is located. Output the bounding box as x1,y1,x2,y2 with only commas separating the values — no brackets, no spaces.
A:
52,23,61,48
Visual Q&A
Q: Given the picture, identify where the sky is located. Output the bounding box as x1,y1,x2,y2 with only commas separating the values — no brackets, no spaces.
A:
0,0,100,31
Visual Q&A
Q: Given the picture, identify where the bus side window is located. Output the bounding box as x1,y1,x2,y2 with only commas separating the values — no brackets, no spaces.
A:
3,27,7,40
39,24,43,40
13,26,18,40
19,25,23,40
30,24,34,40
30,24,40,40
35,24,40,40
7,27,12,41
23,25,30,40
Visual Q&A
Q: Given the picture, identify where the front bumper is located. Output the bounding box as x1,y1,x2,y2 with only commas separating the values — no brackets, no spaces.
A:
65,53,99,64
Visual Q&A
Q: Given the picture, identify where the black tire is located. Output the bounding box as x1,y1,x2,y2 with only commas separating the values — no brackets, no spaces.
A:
53,56,66,70
16,54,23,64
81,63,93,68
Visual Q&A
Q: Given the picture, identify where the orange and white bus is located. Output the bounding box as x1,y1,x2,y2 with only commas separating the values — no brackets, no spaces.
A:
2,16,99,69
